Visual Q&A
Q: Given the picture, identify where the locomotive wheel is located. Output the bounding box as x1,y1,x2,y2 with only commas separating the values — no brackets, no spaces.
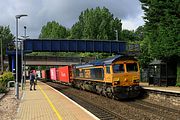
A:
102,86,107,97
96,85,102,95
106,87,114,98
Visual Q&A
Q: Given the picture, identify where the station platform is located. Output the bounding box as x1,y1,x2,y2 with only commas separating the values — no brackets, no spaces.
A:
15,81,99,120
140,82,180,94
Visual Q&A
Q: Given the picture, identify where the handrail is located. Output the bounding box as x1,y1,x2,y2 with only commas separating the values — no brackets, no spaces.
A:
7,81,15,88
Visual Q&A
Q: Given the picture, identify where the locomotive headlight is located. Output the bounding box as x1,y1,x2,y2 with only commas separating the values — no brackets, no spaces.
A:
124,78,128,82
114,78,120,85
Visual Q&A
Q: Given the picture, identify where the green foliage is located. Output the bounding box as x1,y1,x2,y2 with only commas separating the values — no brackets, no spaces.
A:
176,83,180,87
121,29,137,41
0,26,14,55
135,26,145,41
122,26,149,67
80,52,112,59
38,21,70,57
0,82,6,93
138,36,152,67
140,0,180,59
120,26,145,42
176,62,180,84
70,7,122,40
0,72,14,93
39,21,68,39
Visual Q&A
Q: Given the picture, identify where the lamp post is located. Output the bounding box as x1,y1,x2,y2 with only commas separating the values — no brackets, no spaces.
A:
0,34,3,73
115,30,118,41
15,14,27,99
21,26,29,90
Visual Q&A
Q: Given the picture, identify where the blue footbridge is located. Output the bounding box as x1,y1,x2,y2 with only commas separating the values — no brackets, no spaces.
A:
6,39,139,81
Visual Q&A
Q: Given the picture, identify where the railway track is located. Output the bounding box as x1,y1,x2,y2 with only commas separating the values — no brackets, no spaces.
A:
47,82,128,120
45,81,180,120
125,100,180,120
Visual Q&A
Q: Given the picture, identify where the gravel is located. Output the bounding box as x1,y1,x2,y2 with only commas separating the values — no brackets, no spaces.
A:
0,89,20,120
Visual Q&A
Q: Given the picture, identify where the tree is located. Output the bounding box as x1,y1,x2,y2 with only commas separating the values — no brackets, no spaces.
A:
135,26,145,41
70,7,122,40
140,0,180,84
0,26,14,72
39,21,68,39
140,0,180,59
121,29,138,41
0,26,14,55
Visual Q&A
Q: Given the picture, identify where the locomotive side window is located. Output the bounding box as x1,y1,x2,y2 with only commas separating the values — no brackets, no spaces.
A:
90,68,104,80
106,65,110,74
75,69,80,77
80,69,85,78
113,64,124,73
126,63,138,72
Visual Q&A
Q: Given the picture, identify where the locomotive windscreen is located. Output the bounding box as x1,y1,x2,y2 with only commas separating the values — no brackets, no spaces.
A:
126,63,138,72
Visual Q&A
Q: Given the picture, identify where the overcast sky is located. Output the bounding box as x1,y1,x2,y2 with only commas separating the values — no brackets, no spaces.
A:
0,0,144,38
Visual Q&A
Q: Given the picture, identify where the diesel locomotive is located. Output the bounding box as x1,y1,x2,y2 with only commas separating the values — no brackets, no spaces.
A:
72,55,141,99
39,55,141,99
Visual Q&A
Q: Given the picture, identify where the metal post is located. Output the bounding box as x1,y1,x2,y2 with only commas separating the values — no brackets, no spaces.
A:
21,26,29,86
15,17,19,99
15,14,27,99
1,34,3,73
23,26,26,86
115,30,118,41
21,26,27,90
21,37,23,90
24,60,26,84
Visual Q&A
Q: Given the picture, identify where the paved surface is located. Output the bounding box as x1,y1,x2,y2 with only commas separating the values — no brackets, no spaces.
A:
15,81,99,120
140,82,180,93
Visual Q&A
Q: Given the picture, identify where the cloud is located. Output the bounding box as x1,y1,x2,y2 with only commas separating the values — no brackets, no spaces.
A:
0,0,144,38
122,12,144,30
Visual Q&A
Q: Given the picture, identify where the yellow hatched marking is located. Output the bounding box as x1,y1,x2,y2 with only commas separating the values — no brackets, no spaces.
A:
38,85,62,120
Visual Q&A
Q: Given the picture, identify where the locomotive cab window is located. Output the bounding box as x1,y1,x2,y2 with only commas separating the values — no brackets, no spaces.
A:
106,65,110,74
113,64,124,73
126,63,138,72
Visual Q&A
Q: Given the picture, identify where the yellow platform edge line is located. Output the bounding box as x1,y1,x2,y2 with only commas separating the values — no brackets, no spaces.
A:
38,85,62,120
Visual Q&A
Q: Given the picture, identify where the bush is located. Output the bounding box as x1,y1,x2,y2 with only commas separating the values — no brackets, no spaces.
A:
176,83,180,87
0,72,14,93
0,82,6,93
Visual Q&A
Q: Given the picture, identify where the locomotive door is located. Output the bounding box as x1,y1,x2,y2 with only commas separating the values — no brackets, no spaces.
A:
112,63,125,84
104,65,112,82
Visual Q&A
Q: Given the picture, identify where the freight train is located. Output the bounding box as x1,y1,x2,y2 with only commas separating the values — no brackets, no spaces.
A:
37,55,141,99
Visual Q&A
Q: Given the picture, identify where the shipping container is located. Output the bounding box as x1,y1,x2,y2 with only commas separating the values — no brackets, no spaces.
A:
50,68,57,80
41,70,46,79
57,66,71,83
46,70,50,80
